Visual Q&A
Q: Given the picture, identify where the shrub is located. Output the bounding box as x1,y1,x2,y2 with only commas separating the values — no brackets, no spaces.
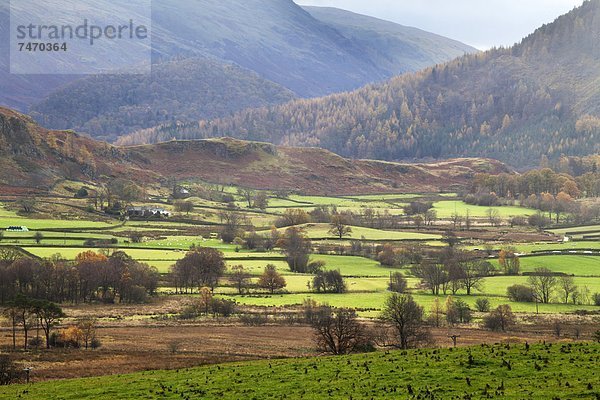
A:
475,298,491,312
507,284,535,302
90,337,102,349
75,188,89,198
240,313,268,326
313,270,347,293
483,305,515,332
28,337,43,348
593,293,600,306
449,299,472,324
210,298,237,317
0,355,21,385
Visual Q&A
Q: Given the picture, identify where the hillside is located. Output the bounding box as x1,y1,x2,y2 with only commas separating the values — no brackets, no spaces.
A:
0,108,157,192
29,58,296,142
303,6,474,74
120,0,600,167
0,107,508,195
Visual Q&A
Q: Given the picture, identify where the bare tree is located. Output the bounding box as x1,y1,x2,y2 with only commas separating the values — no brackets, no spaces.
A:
381,293,431,349
411,262,447,295
388,272,408,293
230,265,252,294
528,268,557,304
558,275,578,304
328,213,353,240
277,227,312,273
173,200,194,215
458,257,494,295
77,317,98,350
486,208,501,227
311,306,369,355
237,188,256,208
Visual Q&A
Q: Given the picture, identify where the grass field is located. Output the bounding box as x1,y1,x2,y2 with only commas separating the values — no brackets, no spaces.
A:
514,255,600,276
466,241,600,253
0,216,114,230
2,343,599,399
276,223,440,241
433,201,535,218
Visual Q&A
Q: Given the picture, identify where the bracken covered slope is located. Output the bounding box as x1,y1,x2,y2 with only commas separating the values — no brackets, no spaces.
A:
0,107,509,195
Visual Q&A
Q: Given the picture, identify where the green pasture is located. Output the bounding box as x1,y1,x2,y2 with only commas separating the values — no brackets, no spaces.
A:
550,225,600,235
512,255,600,276
3,343,600,399
0,216,114,230
432,201,535,218
277,223,440,241
224,291,598,314
465,241,600,253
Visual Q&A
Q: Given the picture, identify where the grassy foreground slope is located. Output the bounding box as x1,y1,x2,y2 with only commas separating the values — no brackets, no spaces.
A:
2,343,599,399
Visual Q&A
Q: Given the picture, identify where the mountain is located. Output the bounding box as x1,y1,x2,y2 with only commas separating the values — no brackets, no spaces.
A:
0,0,475,137
303,6,474,74
119,1,600,167
0,107,508,195
29,58,296,143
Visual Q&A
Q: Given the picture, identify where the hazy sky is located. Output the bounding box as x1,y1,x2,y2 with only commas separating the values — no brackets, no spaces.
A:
298,0,585,49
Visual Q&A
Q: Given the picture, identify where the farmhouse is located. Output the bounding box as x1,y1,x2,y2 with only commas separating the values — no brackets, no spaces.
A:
126,206,171,218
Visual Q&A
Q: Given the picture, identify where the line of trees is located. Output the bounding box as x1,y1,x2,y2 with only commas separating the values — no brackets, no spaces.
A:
0,249,159,305
411,250,495,296
507,267,600,306
2,295,65,350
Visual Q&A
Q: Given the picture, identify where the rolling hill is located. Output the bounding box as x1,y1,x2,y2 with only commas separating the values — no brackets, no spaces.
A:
0,107,508,195
119,0,600,167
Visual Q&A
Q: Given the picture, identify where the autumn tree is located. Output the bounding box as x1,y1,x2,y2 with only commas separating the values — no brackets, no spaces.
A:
258,264,286,293
498,248,520,275
276,208,310,227
171,247,226,292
